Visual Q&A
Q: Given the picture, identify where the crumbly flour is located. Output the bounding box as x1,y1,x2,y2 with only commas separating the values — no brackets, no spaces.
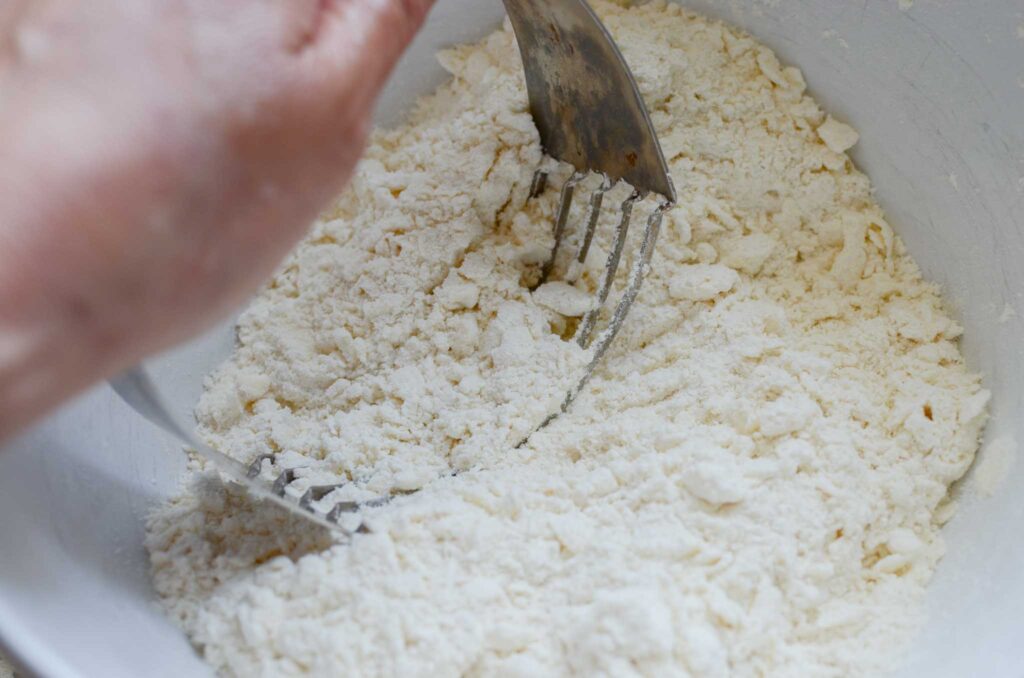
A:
146,2,989,676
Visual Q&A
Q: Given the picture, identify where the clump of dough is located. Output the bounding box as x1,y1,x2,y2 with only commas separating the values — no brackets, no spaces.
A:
818,115,861,153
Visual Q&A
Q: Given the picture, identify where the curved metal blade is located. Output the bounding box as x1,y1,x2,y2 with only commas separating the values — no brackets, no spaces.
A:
110,367,353,535
502,0,676,202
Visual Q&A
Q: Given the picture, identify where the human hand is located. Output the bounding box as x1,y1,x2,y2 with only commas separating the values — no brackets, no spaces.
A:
0,0,434,439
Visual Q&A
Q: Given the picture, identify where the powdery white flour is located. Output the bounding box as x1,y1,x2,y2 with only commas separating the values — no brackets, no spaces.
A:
146,2,989,676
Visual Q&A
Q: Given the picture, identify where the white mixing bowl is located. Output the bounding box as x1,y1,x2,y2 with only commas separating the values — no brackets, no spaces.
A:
1,1,1021,676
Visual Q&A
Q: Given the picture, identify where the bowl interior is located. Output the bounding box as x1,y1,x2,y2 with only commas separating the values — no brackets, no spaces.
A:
1,2,1022,676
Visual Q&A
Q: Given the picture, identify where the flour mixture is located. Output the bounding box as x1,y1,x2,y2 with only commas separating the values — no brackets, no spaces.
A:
146,2,989,676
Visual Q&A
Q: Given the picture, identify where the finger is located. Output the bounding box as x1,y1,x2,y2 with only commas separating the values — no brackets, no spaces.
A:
304,0,435,93
188,0,323,53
